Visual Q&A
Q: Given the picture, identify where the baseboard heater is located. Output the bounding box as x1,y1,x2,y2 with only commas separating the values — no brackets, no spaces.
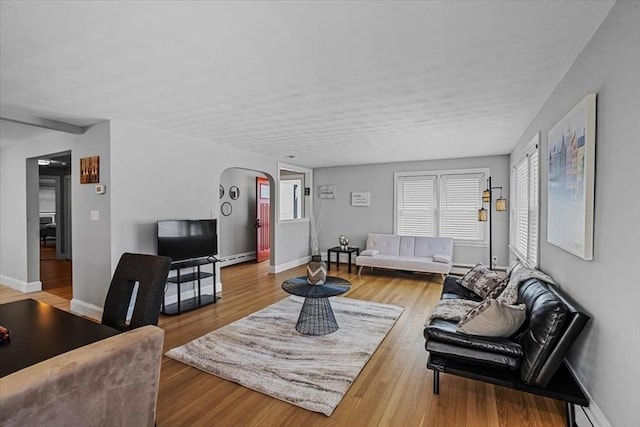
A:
218,251,256,267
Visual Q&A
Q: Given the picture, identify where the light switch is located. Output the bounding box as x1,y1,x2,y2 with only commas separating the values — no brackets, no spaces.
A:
90,210,99,221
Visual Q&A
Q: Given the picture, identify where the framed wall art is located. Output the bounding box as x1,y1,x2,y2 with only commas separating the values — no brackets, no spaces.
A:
319,184,336,199
351,192,370,207
547,93,596,260
80,156,100,184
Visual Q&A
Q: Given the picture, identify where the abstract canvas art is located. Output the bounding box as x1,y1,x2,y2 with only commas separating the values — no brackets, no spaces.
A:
547,94,596,260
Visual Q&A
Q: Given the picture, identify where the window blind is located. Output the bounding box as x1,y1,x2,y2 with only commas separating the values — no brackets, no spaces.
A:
440,174,483,241
397,175,436,236
39,179,56,214
510,143,539,267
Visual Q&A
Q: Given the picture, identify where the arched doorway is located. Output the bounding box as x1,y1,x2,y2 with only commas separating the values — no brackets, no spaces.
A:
218,168,274,268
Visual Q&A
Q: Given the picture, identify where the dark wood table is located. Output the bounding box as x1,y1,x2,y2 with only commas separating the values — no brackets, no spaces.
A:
281,276,351,335
327,246,360,273
0,299,120,378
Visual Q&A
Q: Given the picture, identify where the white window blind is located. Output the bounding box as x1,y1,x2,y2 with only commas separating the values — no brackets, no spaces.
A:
396,174,436,236
39,179,56,213
440,174,484,241
395,169,487,243
510,141,539,267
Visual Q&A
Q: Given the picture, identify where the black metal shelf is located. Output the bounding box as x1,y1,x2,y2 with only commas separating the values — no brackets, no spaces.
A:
167,271,213,283
161,257,217,316
161,294,216,316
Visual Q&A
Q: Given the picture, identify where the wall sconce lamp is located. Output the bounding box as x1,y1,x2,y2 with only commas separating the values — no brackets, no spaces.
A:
477,176,507,269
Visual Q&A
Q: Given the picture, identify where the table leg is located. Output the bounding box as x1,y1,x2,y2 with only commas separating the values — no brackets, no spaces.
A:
348,251,352,273
327,250,331,271
295,297,339,335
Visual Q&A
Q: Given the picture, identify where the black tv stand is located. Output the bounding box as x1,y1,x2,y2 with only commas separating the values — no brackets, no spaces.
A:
161,257,218,315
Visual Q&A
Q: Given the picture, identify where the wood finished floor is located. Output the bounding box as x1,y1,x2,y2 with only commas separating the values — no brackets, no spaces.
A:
155,262,565,427
0,261,565,426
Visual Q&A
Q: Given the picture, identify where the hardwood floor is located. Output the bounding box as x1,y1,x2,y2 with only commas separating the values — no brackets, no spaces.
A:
40,243,72,300
0,261,565,426
155,262,565,427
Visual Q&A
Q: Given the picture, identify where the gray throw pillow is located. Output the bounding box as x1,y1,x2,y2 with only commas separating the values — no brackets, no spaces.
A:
457,263,505,299
457,298,527,338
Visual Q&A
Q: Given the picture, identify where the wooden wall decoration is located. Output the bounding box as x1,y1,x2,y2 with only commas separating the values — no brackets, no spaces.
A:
80,156,100,184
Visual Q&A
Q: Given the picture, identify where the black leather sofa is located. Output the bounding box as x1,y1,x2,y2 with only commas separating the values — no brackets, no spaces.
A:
424,275,590,427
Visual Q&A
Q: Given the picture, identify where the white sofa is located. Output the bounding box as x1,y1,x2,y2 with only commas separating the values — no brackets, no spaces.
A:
355,233,454,279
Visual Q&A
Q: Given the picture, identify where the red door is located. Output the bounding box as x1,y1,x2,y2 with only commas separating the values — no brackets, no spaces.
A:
256,177,270,263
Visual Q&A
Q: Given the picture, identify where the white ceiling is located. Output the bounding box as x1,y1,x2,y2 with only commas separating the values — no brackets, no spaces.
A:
0,1,614,168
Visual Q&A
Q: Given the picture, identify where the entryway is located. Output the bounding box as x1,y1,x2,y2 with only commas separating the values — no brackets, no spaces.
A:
37,152,72,300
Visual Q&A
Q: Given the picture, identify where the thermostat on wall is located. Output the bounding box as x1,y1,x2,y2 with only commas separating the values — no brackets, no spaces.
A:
95,184,106,194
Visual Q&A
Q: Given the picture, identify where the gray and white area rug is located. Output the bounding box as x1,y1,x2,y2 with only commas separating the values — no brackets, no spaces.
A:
165,295,404,416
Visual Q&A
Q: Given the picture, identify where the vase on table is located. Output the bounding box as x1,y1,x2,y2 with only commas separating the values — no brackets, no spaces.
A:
307,255,327,285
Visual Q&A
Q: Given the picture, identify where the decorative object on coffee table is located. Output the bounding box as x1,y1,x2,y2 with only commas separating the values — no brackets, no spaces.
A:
338,235,349,250
282,276,351,335
306,255,327,285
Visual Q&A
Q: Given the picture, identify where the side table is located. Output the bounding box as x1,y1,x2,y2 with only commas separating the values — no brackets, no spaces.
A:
281,276,351,335
327,246,360,273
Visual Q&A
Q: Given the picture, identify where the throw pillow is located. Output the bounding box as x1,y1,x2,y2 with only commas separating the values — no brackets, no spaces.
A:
457,298,527,338
359,249,379,256
506,258,524,278
457,263,504,299
433,253,451,264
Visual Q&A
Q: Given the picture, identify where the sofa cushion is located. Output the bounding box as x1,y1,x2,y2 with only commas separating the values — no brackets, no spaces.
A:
365,233,400,255
425,337,521,370
425,319,524,358
457,299,526,338
457,263,505,299
399,236,416,257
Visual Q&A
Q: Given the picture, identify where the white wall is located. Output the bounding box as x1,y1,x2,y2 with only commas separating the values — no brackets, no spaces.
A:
1,119,311,315
0,122,77,291
313,155,510,267
219,168,268,258
70,122,112,314
509,2,640,426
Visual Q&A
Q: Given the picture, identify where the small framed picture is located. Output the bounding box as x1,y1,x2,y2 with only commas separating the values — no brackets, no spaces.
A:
319,184,336,199
351,192,370,207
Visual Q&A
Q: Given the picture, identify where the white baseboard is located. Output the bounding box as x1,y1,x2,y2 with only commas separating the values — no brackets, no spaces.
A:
70,298,103,321
218,251,257,267
0,274,42,293
567,364,612,427
269,256,310,274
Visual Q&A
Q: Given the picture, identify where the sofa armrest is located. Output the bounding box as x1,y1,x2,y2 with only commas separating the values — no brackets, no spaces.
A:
0,325,164,427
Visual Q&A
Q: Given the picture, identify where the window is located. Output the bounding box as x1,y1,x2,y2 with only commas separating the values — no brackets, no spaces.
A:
395,169,487,243
510,136,539,267
279,178,302,220
278,164,310,221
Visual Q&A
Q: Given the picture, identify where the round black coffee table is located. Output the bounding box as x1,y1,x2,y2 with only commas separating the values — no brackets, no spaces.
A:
281,276,351,335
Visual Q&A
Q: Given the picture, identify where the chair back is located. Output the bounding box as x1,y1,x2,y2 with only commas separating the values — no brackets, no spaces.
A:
102,252,171,332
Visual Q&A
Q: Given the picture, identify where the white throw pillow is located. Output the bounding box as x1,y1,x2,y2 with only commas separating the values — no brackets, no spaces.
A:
456,298,526,338
433,253,451,264
360,249,379,256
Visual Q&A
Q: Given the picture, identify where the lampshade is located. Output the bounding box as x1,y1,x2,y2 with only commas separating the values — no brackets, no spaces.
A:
478,207,488,222
495,197,507,212
482,189,491,203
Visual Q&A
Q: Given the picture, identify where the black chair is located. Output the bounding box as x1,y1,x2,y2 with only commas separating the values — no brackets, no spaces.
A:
102,252,172,332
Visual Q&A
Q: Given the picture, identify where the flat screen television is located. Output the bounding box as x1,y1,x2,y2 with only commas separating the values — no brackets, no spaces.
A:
157,219,218,262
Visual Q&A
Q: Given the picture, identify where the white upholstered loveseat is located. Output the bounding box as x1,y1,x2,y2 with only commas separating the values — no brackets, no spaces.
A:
355,233,454,279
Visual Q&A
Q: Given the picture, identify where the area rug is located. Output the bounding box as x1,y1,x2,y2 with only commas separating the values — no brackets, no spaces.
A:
165,295,404,416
